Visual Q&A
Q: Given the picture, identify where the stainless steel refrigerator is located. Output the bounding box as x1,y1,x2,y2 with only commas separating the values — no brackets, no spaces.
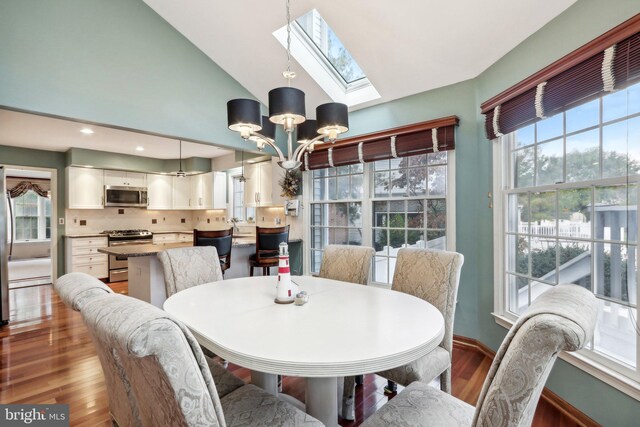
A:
1,166,9,325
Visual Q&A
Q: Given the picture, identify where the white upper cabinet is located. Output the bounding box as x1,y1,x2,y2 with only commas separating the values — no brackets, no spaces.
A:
146,174,173,210
172,175,192,210
243,161,275,207
190,172,213,210
66,166,104,209
213,171,227,209
104,170,146,187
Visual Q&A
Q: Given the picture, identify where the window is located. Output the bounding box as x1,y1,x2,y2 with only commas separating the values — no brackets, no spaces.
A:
231,176,255,222
308,152,454,284
372,153,449,283
12,190,51,241
273,9,380,107
495,82,640,382
310,164,364,272
296,10,365,84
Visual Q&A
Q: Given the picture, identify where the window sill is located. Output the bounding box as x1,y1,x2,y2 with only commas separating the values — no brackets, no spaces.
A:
492,312,640,401
13,239,51,244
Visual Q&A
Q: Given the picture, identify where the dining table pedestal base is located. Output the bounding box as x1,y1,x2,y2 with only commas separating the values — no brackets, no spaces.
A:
306,377,339,427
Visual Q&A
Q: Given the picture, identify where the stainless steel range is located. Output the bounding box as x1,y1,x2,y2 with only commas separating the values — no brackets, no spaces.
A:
103,229,153,282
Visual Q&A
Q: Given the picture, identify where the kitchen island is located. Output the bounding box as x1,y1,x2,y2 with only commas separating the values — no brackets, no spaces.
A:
98,238,302,307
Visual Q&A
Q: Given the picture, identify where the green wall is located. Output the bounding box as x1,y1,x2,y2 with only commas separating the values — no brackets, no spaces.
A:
0,0,256,151
66,148,212,174
348,0,640,424
0,145,66,276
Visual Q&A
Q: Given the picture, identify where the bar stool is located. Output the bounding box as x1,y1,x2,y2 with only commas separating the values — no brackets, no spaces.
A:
193,228,234,275
248,225,289,276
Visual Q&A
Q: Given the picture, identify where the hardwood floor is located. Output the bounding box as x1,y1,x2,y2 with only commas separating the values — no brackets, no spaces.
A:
0,282,587,426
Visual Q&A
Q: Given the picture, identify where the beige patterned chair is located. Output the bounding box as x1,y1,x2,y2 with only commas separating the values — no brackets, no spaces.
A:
55,273,138,427
362,284,598,427
317,244,375,420
80,291,323,427
376,248,464,395
318,244,375,285
158,246,224,298
55,272,245,427
55,271,114,310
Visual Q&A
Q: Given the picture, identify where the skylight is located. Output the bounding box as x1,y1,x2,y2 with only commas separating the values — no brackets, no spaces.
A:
273,9,380,107
296,10,365,84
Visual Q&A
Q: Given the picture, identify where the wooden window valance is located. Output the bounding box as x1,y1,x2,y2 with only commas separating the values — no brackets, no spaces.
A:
302,116,458,170
481,13,640,140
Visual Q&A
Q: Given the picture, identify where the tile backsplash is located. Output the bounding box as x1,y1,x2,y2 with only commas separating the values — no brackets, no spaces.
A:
66,205,302,239
65,208,228,234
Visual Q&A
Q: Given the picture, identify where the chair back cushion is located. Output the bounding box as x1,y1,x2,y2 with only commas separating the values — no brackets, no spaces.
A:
318,245,375,285
54,272,113,311
391,248,464,355
255,226,289,260
158,246,223,297
196,235,232,257
81,293,226,427
472,284,597,427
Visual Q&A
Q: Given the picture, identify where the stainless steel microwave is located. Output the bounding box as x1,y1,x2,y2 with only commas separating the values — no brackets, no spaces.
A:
104,186,148,207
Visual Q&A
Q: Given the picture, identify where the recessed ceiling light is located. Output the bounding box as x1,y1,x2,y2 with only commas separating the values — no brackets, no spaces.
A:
80,128,94,135
136,146,145,152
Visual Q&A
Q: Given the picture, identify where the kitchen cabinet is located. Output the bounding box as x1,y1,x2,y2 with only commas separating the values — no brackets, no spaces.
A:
152,233,179,244
243,161,273,207
104,170,146,187
66,166,104,209
65,236,108,279
190,172,213,209
172,176,192,209
146,174,173,210
213,171,227,209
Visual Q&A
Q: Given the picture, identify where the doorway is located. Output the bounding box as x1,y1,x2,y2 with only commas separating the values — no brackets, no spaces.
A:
4,167,55,289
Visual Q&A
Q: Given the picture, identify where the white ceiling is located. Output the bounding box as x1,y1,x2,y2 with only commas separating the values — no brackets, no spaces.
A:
0,109,233,159
143,0,576,113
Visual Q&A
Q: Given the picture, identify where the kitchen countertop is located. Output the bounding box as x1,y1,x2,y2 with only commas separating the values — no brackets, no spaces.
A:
65,233,108,238
98,242,191,258
97,238,303,258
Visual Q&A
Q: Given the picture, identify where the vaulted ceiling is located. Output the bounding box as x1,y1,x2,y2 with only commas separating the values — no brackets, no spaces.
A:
143,0,576,114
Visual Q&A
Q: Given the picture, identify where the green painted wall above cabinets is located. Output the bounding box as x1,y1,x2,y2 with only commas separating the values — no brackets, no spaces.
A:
65,148,212,174
0,0,257,151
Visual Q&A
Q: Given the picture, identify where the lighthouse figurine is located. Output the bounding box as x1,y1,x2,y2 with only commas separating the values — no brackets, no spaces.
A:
275,242,296,304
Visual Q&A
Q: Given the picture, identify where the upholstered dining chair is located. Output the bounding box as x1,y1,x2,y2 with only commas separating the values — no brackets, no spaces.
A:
317,245,375,420
158,246,224,298
194,228,234,275
55,273,137,427
362,284,598,427
318,244,375,285
79,291,323,427
55,272,246,427
248,225,289,276
377,248,464,396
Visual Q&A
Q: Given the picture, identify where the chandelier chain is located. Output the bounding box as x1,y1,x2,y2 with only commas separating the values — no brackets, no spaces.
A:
285,0,293,86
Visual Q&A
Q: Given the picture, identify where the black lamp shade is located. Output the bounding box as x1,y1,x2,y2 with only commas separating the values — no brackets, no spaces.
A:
227,99,262,132
268,87,306,125
316,103,349,135
260,116,276,140
296,119,318,143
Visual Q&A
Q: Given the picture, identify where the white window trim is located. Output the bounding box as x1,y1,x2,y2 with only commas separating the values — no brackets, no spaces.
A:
227,168,255,224
11,192,50,242
492,138,640,402
272,17,380,107
303,151,456,286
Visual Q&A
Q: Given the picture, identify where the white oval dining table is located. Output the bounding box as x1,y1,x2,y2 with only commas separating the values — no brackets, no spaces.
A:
163,275,444,427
